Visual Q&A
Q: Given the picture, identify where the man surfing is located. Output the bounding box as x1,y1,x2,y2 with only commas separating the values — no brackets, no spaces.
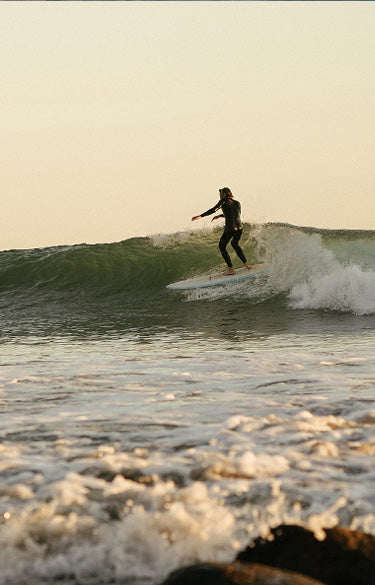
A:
192,187,252,275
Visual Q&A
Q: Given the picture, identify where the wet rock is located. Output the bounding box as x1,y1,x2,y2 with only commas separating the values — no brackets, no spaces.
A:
237,524,375,585
160,561,326,585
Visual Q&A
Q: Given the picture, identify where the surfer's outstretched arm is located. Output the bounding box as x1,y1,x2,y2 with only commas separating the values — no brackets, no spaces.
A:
192,201,221,222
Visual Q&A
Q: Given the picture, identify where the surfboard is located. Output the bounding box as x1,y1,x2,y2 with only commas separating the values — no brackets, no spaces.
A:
166,264,265,290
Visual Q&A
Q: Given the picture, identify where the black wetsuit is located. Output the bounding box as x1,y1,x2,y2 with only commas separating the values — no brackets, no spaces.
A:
200,199,247,268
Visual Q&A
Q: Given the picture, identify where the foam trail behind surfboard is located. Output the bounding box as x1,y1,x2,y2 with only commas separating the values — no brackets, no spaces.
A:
166,264,265,290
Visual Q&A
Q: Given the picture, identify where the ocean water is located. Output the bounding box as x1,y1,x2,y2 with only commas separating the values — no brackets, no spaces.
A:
0,223,375,585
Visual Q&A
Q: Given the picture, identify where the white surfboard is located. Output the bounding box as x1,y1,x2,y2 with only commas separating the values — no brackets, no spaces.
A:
166,264,265,290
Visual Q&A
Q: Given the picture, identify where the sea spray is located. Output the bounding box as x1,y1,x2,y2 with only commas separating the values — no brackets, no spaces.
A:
289,265,375,315
250,224,375,314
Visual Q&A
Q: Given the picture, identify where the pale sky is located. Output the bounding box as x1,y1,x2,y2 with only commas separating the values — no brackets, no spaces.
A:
1,1,375,250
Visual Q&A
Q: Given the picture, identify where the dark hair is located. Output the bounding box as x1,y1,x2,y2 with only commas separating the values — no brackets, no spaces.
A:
220,187,233,198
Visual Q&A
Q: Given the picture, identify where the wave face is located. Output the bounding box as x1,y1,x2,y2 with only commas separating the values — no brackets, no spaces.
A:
1,223,375,315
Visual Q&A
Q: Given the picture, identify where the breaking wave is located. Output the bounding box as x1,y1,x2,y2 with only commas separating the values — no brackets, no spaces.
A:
1,223,374,314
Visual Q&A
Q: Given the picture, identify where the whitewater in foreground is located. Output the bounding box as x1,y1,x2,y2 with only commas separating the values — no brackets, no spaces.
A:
0,223,374,584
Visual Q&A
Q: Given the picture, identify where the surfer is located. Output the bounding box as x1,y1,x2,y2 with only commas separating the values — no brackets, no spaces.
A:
192,187,252,275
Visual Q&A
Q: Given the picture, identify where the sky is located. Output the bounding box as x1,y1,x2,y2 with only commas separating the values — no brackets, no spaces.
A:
1,1,375,251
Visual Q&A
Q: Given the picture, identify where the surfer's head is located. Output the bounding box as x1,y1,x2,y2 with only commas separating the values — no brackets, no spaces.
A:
219,187,233,200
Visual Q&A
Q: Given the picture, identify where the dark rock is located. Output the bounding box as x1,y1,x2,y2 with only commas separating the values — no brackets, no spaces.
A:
160,561,326,585
237,524,375,585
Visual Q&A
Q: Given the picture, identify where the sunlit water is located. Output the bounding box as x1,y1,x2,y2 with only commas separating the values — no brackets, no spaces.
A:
1,224,375,584
1,311,375,585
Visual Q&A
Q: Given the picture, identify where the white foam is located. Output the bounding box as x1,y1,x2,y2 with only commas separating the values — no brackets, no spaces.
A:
2,400,375,585
193,449,289,480
253,225,375,314
0,477,238,584
289,265,375,315
1,483,34,500
0,443,24,473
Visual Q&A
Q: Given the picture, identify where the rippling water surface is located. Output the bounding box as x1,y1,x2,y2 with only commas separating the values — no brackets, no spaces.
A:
1,223,375,584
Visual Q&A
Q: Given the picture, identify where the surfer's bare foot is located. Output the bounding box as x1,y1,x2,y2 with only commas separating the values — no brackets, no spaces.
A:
244,262,253,270
224,268,235,275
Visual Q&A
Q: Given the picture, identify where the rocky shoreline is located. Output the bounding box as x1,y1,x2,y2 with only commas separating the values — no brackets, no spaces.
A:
160,524,375,585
